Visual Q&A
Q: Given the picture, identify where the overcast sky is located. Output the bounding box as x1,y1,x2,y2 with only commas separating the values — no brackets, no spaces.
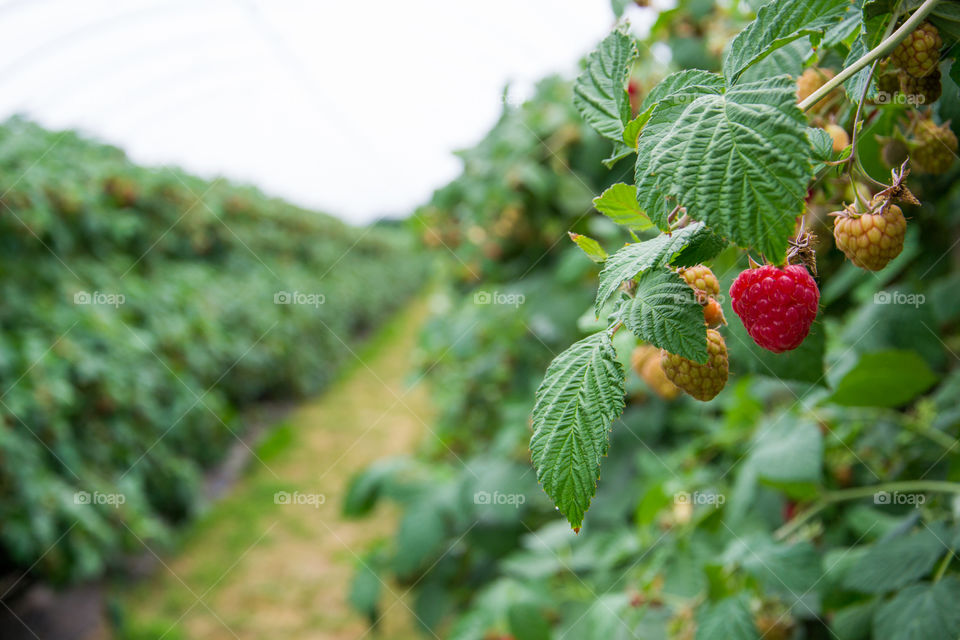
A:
0,0,628,223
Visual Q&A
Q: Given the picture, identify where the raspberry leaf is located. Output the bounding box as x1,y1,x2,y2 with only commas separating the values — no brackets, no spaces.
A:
695,596,758,640
622,268,708,363
873,577,960,640
723,0,850,84
530,332,626,530
828,349,938,408
843,524,950,594
595,222,725,315
568,232,608,263
634,76,813,261
573,27,637,143
592,183,653,230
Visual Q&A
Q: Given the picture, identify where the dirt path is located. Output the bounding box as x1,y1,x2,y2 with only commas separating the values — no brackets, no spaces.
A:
117,299,432,640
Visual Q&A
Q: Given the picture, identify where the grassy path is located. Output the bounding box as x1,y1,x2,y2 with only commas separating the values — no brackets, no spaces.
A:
116,299,432,640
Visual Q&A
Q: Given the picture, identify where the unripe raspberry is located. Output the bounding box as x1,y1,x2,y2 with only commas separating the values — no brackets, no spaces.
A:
833,204,906,271
876,70,900,99
678,265,719,304
796,68,837,112
640,355,681,400
660,329,728,401
824,124,849,152
630,344,658,377
912,119,958,174
891,22,942,78
703,298,726,328
729,265,819,353
899,68,942,105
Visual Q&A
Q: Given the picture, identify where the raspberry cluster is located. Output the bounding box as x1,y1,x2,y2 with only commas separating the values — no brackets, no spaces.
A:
833,204,907,271
891,22,942,78
729,265,819,353
660,329,729,401
899,68,942,105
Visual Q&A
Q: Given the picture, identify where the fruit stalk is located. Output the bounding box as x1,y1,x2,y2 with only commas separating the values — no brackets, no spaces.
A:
798,0,943,112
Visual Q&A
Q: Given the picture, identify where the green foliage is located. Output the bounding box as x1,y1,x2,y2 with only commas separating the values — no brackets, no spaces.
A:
0,118,427,583
829,350,939,407
573,28,637,143
591,183,652,230
622,268,707,362
595,222,725,314
635,76,813,260
349,1,960,637
723,0,850,83
530,332,625,530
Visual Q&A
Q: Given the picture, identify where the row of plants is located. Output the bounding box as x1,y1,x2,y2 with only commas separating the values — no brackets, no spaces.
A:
0,117,428,586
347,0,960,638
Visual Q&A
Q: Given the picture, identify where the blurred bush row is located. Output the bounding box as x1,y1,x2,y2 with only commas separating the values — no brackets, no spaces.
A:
0,117,427,585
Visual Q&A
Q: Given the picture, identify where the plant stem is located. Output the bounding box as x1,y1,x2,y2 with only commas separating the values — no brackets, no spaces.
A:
934,550,953,582
774,480,960,540
799,0,943,112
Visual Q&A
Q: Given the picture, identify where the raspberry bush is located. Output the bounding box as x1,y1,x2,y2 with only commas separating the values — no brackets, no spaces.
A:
348,1,960,637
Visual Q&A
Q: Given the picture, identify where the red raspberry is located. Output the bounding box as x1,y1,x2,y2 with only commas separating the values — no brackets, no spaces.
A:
660,329,728,401
729,265,819,353
891,22,942,78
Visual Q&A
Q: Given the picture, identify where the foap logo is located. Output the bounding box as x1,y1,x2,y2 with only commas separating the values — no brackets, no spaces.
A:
874,291,925,308
473,290,525,308
874,491,925,506
74,291,125,308
274,291,326,308
74,490,126,507
875,91,926,106
274,490,326,508
474,490,526,507
674,490,725,506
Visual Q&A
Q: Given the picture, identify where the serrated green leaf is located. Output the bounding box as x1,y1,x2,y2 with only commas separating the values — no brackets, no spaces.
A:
573,29,638,142
724,0,850,84
738,37,812,83
592,183,652,229
622,112,649,147
873,577,960,640
622,268,708,362
569,232,608,263
531,332,626,530
695,596,758,640
808,126,837,163
844,525,949,594
845,1,896,102
828,349,938,408
641,70,726,112
595,222,725,314
634,76,813,260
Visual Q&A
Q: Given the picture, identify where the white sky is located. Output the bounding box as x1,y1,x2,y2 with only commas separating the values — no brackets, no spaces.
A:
0,0,620,223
